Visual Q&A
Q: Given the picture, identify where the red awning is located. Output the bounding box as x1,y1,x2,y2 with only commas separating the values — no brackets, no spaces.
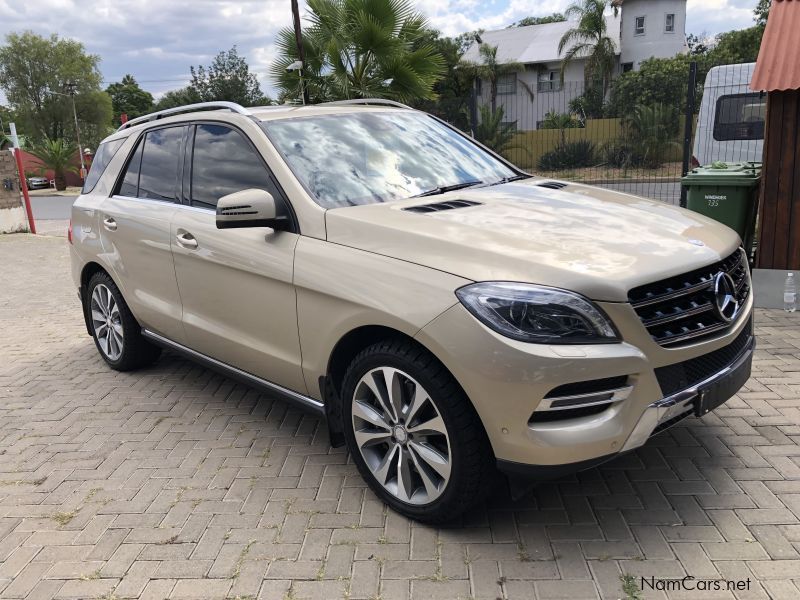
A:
751,0,800,91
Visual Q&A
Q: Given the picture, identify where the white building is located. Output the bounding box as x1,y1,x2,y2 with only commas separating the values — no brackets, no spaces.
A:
461,0,688,130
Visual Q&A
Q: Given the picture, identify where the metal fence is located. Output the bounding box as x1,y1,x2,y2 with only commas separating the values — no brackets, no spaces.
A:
454,61,764,207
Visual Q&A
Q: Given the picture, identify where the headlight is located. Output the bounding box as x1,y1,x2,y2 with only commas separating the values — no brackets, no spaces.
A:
455,282,619,344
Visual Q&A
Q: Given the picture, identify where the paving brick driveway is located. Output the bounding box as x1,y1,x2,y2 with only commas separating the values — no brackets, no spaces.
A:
1,233,800,600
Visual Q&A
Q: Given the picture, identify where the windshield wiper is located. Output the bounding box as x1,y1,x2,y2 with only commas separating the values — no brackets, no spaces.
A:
413,180,483,198
486,174,532,187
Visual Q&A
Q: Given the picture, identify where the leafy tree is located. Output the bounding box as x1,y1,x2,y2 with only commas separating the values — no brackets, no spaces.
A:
408,29,472,131
105,75,154,125
558,0,619,96
509,13,566,27
270,0,445,104
707,27,763,64
0,31,112,148
754,0,771,27
28,136,77,190
686,33,711,56
607,54,698,117
152,87,200,111
461,44,524,113
189,47,267,107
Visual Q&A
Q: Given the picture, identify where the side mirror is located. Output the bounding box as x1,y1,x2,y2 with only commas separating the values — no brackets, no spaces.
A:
216,188,289,230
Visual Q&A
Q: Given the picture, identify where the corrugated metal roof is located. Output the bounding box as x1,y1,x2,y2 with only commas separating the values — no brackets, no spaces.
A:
751,0,800,91
461,15,621,67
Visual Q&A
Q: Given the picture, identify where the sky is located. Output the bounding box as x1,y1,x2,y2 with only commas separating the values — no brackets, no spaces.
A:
0,0,760,102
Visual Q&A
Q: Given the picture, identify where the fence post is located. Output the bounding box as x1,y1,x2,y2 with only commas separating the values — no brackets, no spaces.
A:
680,61,698,208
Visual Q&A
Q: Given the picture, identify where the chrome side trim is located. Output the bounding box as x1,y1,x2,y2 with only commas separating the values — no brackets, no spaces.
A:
141,329,325,416
622,333,755,452
536,386,633,412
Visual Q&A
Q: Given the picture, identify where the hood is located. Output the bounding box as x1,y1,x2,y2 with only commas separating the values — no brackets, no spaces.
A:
324,179,741,302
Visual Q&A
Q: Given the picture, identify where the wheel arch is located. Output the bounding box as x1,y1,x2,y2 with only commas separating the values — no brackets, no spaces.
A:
79,261,112,335
321,324,483,450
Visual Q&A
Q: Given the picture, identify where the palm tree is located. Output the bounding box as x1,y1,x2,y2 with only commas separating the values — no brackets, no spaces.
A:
28,137,77,191
462,44,524,113
270,0,445,104
557,0,619,96
474,105,529,160
539,110,580,145
624,103,680,168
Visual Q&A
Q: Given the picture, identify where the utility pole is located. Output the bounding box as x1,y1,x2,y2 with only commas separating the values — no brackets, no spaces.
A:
64,82,86,180
291,0,310,105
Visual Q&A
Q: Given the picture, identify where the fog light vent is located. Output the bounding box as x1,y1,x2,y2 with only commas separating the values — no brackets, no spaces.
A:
530,376,632,423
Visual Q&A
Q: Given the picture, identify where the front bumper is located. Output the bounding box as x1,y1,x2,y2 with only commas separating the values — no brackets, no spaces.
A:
415,298,754,469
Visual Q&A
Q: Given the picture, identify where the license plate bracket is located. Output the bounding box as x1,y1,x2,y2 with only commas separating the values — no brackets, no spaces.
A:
694,351,753,417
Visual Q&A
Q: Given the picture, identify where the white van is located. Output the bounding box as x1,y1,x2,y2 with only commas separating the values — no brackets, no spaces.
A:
693,63,766,167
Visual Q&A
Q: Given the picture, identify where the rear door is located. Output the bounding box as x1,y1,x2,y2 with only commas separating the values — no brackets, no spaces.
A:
99,125,187,342
170,122,306,393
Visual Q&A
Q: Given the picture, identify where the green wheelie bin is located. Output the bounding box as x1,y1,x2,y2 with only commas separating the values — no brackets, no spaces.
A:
681,161,761,255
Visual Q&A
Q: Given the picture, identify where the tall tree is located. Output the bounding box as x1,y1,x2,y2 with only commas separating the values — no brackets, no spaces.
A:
270,0,445,104
510,13,566,27
189,47,267,106
754,0,771,27
105,75,154,125
557,0,618,96
0,31,112,148
461,44,524,112
152,87,200,111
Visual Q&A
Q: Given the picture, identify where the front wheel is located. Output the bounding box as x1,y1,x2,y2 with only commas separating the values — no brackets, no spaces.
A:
341,339,494,523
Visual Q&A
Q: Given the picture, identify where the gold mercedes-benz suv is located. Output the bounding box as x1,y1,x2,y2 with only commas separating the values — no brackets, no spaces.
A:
70,100,754,522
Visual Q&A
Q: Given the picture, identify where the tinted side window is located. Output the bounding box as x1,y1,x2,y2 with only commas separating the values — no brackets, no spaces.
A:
713,93,766,141
190,124,279,208
138,127,183,202
118,138,143,197
83,138,124,194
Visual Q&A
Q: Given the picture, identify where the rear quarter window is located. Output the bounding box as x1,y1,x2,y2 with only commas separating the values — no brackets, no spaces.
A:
82,138,124,193
713,93,766,141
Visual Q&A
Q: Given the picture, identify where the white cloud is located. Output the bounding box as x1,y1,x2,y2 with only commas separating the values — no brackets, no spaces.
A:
0,0,759,104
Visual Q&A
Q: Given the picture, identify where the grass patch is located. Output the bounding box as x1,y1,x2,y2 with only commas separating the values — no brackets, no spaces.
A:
52,511,76,527
620,574,643,600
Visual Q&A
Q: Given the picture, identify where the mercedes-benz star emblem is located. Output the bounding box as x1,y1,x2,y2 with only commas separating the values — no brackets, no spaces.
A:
712,272,739,322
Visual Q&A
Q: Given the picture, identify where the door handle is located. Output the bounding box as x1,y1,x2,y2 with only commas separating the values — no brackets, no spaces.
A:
102,217,117,231
176,231,198,249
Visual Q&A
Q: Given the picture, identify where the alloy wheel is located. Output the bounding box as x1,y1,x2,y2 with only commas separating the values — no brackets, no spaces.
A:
90,284,124,361
351,367,452,504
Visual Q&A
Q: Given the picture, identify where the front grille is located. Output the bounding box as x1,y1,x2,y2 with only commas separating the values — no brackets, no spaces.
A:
628,250,750,347
654,317,753,397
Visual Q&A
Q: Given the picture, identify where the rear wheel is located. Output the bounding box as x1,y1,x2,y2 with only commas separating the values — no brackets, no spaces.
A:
341,339,494,523
86,272,161,371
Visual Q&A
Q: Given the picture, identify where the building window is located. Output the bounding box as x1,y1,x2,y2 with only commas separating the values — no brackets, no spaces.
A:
537,71,562,92
621,62,634,73
634,16,646,36
497,73,517,95
665,13,675,33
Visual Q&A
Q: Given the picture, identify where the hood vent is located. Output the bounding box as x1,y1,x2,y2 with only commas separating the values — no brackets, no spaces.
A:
536,181,569,190
403,199,481,213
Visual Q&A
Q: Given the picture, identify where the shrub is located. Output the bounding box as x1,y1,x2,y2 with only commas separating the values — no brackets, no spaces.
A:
600,140,641,168
537,140,596,171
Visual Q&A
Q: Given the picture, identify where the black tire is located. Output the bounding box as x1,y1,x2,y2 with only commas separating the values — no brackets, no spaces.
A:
341,339,494,523
86,271,161,371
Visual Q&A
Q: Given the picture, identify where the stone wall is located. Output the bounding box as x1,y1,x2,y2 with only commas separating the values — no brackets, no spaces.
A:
0,149,28,233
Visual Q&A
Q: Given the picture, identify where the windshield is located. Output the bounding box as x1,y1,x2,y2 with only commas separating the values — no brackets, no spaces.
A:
262,111,516,208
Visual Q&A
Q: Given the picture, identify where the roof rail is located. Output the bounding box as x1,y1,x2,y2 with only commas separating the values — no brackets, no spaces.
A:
319,99,412,109
117,101,251,131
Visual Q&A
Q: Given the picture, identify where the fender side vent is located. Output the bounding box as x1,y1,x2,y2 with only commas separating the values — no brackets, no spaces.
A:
536,181,569,190
404,199,481,213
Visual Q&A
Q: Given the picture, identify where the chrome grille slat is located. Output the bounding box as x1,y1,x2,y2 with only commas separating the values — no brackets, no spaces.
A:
642,302,714,327
629,250,750,348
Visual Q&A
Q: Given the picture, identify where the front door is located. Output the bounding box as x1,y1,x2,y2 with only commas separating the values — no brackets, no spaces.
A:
170,123,306,393
99,126,187,342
